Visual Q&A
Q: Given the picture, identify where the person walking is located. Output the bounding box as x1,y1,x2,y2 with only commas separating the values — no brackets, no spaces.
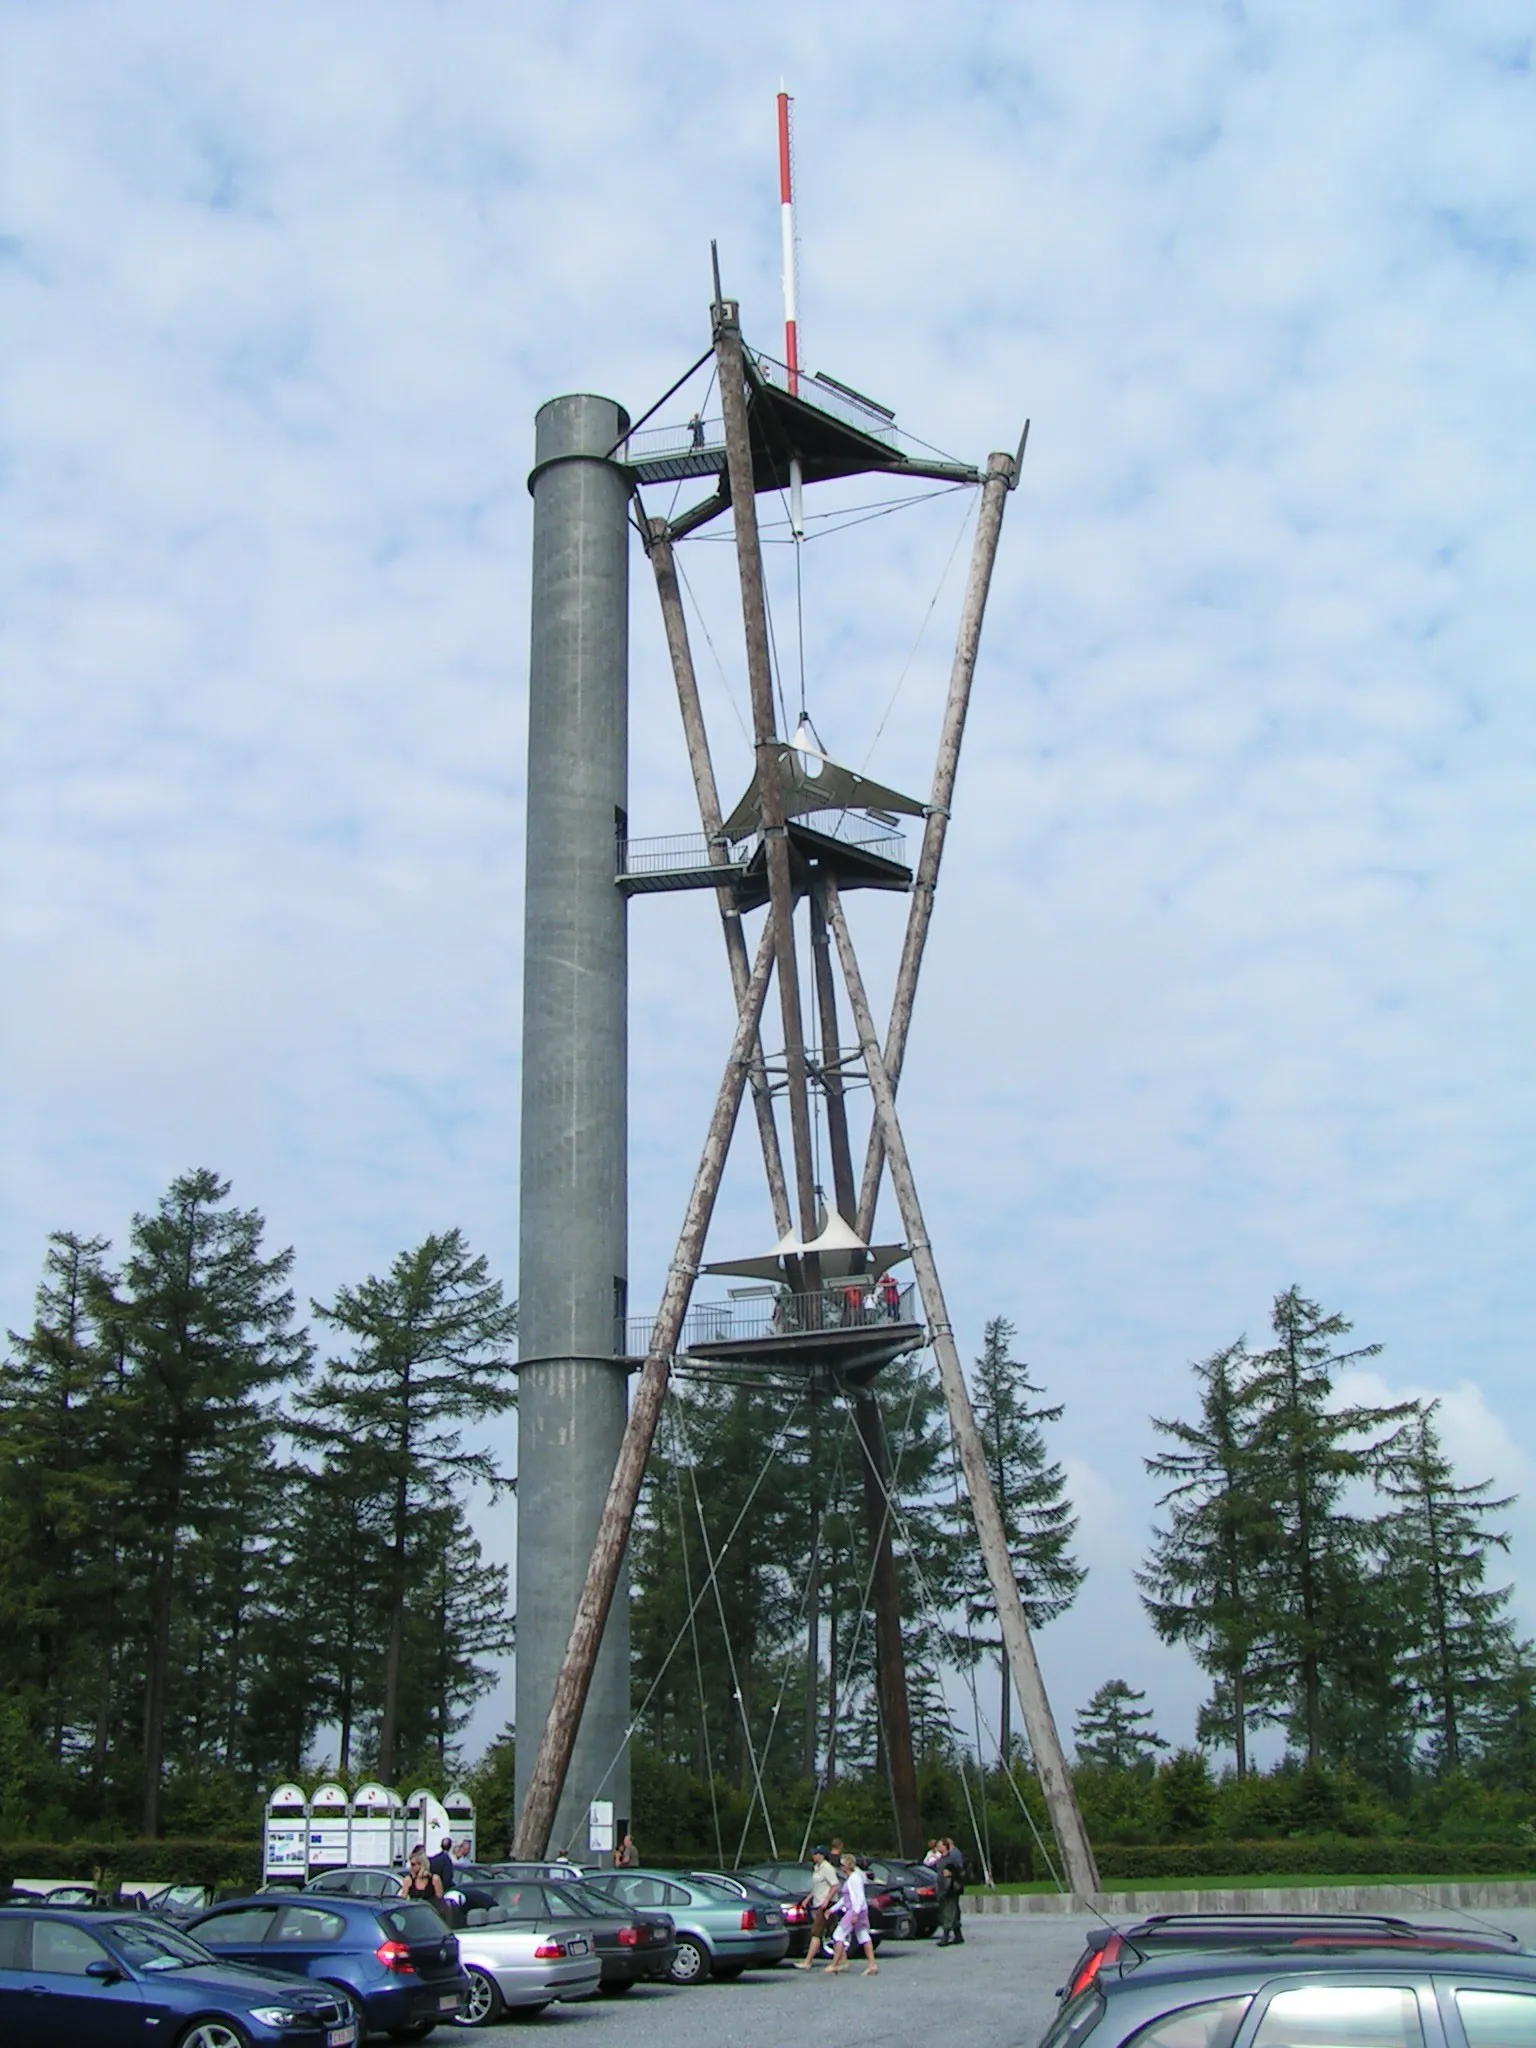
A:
796,1846,840,1967
824,1853,878,1976
935,1836,966,1946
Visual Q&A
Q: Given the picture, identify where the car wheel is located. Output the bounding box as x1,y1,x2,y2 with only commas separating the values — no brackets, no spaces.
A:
454,1967,505,2028
176,2024,251,2048
666,1934,711,1985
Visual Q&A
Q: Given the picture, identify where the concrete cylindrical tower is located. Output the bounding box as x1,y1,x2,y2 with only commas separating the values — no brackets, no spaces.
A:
516,393,631,1854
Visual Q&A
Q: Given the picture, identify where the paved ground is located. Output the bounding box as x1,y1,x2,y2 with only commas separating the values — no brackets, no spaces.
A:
502,1916,1097,2048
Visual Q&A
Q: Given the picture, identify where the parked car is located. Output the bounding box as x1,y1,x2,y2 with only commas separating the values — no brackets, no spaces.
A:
471,1859,589,1885
305,1867,413,1902
188,1891,467,2039
1057,1912,1526,2009
0,1905,360,2045
682,1871,819,1959
581,1868,791,1984
860,1858,940,1937
465,1876,677,1992
452,1903,603,2026
141,1883,219,1922
1041,1913,1536,2048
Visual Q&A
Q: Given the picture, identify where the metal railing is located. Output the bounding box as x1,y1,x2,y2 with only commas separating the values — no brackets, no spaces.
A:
619,1281,918,1357
622,419,725,464
617,814,906,884
791,809,907,862
746,353,900,447
617,831,750,880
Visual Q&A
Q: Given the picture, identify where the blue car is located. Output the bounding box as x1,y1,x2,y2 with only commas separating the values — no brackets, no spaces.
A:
0,1905,359,2045
188,1892,467,2040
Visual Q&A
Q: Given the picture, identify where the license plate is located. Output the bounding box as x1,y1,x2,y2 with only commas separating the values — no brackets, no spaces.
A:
326,2031,356,2047
567,1936,590,1955
766,1913,782,1926
439,1994,460,2010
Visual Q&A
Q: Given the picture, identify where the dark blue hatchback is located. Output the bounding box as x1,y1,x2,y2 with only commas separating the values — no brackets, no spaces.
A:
188,1893,467,2039
0,1907,359,2045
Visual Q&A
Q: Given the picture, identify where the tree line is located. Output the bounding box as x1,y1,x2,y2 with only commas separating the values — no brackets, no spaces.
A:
0,1170,517,1840
4,1167,1529,1848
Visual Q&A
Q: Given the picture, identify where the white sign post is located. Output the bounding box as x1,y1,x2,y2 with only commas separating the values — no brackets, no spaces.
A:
587,1799,614,1858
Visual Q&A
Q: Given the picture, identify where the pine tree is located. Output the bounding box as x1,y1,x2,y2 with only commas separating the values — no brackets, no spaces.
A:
300,1231,517,1783
0,1232,123,1770
1380,1403,1515,1770
1073,1680,1168,1772
86,1170,311,1835
1139,1342,1277,1777
1242,1287,1417,1768
942,1318,1083,1760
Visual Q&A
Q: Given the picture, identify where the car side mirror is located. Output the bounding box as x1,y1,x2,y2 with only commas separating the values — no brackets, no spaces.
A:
86,1959,122,1982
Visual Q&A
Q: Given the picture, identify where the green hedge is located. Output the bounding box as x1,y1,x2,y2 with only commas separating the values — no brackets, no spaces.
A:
1093,1839,1536,1881
1,1840,258,1889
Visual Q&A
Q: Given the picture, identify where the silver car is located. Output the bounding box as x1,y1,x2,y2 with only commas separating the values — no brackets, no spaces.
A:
453,1907,603,2026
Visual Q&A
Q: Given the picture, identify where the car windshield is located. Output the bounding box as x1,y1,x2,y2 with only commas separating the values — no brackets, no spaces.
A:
688,1877,738,1901
561,1883,619,1915
105,1920,214,1972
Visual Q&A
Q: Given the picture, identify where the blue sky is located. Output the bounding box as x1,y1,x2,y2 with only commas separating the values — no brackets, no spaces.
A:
2,0,1533,1768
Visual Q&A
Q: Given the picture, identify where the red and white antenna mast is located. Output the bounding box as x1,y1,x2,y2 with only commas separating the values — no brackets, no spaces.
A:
777,87,805,538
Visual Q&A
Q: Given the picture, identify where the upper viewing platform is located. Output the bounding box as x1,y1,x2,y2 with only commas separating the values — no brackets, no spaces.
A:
621,342,980,530
617,806,911,906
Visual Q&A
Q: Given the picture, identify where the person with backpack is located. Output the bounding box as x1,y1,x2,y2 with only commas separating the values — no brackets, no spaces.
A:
935,1837,966,1946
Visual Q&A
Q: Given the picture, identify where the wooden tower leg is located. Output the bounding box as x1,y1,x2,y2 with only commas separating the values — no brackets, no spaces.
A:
649,522,793,1241
512,923,778,1857
857,446,1017,1241
824,878,1101,1899
714,299,819,1249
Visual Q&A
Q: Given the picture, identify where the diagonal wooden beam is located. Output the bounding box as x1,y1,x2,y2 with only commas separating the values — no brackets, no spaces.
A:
648,521,793,1242
856,446,1018,1241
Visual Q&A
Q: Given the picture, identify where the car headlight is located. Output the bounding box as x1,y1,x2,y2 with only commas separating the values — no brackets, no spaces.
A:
248,2008,304,2027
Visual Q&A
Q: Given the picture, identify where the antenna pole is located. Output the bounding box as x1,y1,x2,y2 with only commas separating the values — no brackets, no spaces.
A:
513,922,779,1857
824,876,1101,1899
856,446,1016,1240
778,90,806,538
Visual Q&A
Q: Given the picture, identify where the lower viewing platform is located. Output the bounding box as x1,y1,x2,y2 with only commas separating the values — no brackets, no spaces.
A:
618,1282,924,1389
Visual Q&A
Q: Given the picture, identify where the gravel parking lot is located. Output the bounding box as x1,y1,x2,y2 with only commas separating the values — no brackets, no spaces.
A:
502,1916,1097,2048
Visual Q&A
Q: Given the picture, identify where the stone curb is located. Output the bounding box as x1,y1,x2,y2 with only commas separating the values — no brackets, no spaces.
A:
970,1881,1536,1916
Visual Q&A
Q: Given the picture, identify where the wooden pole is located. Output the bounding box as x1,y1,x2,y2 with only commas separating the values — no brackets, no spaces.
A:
649,522,793,1241
808,883,857,1228
512,921,778,1857
857,447,1017,1242
851,1385,924,1858
713,299,820,1247
824,878,1101,1898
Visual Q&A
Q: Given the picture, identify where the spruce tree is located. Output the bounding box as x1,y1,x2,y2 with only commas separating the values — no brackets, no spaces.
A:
86,1170,311,1836
1380,1403,1515,1770
1139,1342,1276,1777
1241,1286,1416,1768
300,1230,517,1783
942,1317,1083,1760
1073,1679,1168,1772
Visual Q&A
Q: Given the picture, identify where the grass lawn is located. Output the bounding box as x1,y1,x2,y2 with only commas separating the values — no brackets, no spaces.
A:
982,1873,1532,1895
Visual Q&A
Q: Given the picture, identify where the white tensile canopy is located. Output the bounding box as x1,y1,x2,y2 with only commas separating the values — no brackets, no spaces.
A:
703,1208,910,1286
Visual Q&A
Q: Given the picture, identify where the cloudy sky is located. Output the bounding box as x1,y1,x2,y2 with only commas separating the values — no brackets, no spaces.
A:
3,0,1533,1771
